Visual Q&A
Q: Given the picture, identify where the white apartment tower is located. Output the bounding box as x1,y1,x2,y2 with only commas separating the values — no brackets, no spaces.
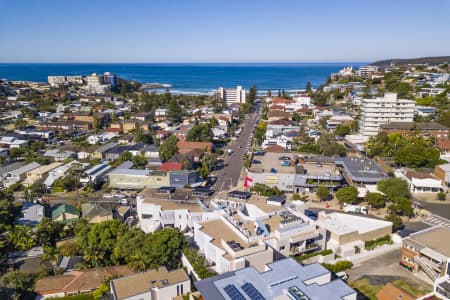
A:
217,85,246,104
360,93,415,136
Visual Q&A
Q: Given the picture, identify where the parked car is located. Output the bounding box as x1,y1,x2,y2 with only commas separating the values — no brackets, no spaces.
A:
278,156,290,161
304,209,318,220
335,271,349,281
103,194,114,199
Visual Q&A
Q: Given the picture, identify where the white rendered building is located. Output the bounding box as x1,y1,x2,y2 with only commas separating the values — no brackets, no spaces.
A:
359,93,415,136
217,86,246,104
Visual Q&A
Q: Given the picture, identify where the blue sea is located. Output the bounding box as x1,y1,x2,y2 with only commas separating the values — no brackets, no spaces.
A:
0,63,363,93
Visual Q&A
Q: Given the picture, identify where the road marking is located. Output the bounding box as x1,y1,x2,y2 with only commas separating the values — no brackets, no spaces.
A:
423,214,450,229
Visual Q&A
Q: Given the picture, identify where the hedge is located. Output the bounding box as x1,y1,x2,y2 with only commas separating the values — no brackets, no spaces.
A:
364,235,392,250
322,260,353,273
293,249,333,262
183,247,217,279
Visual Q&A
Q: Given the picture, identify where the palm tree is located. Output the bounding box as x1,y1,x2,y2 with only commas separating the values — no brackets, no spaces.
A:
128,252,147,272
6,226,35,251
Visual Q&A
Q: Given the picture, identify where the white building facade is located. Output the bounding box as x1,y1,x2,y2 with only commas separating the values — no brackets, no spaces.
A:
359,93,415,136
217,86,246,104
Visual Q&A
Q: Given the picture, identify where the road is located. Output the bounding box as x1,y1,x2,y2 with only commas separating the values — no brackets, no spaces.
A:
214,103,261,191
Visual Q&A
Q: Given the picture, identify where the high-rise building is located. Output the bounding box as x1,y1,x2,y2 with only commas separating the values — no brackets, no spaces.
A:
86,73,103,87
217,86,246,104
103,72,117,87
359,93,415,136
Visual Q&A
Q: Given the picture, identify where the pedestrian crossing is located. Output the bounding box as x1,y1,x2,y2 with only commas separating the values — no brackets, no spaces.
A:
422,215,450,229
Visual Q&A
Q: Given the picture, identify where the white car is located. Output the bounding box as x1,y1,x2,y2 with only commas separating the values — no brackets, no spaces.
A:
103,194,114,199
336,271,349,281
114,193,126,199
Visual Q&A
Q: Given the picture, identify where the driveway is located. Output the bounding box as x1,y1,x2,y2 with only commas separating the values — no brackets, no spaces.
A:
214,103,261,191
347,248,433,287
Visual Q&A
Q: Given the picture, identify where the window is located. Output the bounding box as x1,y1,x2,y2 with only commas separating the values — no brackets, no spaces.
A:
280,246,285,251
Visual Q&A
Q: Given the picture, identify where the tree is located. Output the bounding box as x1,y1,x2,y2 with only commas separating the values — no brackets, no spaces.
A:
248,85,257,105
385,213,403,231
365,192,386,208
377,178,410,202
119,151,133,162
334,124,351,137
316,186,329,201
36,218,64,248
132,155,148,169
159,135,179,161
6,225,35,251
186,124,213,142
14,119,28,129
168,98,183,123
254,121,267,145
335,187,358,204
305,81,312,93
134,128,153,144
58,240,78,257
437,191,447,201
2,270,35,299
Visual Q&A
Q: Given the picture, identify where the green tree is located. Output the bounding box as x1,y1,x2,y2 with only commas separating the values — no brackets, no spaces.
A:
36,218,64,248
132,155,148,169
248,85,257,105
119,151,133,162
6,225,36,251
2,270,35,299
365,192,386,208
14,119,28,129
186,124,213,142
437,191,446,201
254,121,267,145
385,213,403,231
377,178,410,202
335,186,358,204
316,186,329,201
159,135,179,161
334,124,351,137
168,98,183,123
305,81,312,93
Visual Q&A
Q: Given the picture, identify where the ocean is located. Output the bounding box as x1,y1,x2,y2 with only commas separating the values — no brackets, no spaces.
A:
0,63,363,93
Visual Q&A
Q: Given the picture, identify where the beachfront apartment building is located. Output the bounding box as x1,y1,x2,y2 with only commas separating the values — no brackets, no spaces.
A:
217,86,246,104
359,93,415,136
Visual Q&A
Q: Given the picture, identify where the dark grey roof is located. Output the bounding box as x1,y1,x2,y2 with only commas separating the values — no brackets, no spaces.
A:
0,162,26,175
335,157,388,183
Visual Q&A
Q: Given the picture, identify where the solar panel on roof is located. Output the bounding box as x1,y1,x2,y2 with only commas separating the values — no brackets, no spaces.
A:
223,284,246,300
241,282,266,300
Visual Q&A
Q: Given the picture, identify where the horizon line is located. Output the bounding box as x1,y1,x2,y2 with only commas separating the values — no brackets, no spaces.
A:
0,61,370,64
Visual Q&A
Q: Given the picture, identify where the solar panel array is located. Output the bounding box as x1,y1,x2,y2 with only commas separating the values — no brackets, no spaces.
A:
242,282,266,300
223,284,246,300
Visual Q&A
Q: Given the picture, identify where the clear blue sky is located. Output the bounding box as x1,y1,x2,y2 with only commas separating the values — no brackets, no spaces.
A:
1,0,449,63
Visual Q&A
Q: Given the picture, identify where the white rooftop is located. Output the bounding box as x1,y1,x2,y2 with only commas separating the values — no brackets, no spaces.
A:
318,212,392,236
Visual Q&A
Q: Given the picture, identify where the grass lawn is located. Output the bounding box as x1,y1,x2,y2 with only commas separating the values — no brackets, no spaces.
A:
349,279,382,300
350,278,432,300
392,279,431,297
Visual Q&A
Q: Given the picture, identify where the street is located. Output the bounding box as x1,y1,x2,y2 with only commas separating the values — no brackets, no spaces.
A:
214,103,261,191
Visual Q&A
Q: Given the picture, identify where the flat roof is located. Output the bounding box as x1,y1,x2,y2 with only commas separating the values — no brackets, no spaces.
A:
199,219,250,252
142,198,204,212
195,258,355,300
335,157,388,183
111,267,188,300
318,212,392,236
408,226,450,257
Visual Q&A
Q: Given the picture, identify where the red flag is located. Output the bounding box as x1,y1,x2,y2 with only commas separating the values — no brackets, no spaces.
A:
244,176,253,188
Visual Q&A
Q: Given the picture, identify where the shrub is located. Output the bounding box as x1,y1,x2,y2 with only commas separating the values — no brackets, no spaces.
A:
322,260,353,273
364,235,392,250
293,249,333,262
437,191,446,201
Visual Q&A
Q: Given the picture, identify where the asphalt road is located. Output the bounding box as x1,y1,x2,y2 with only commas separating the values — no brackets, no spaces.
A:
214,103,261,191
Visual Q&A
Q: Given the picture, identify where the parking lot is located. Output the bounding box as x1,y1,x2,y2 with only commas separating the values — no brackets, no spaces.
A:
249,152,338,177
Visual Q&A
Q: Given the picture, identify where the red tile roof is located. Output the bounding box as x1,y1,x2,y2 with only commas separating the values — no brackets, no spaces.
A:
436,138,450,151
158,162,183,172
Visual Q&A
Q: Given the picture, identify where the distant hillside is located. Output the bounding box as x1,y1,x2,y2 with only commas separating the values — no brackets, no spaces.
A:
371,56,450,67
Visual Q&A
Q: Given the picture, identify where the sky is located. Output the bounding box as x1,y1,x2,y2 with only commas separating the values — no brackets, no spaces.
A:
0,0,449,63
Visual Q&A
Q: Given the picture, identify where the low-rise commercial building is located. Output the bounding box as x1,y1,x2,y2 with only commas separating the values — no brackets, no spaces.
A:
335,157,388,185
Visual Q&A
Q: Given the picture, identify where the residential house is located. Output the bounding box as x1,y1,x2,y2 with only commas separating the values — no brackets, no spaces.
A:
19,202,44,226
43,149,76,161
155,108,169,121
90,142,117,160
133,111,152,122
80,162,112,185
81,203,113,223
51,203,80,225
35,266,133,299
169,170,199,188
2,162,40,188
436,139,450,162
136,187,216,233
23,162,63,187
110,267,190,300
434,163,450,191
0,162,25,186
